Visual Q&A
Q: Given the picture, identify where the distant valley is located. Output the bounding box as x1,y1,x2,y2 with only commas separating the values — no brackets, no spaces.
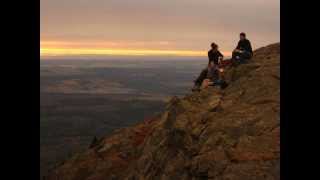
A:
40,58,207,178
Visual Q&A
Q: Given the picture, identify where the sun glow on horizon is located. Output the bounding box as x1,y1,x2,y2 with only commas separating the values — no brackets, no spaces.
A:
40,47,232,57
40,39,232,57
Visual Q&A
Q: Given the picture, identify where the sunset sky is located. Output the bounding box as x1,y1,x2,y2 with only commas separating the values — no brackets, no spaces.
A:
41,0,280,58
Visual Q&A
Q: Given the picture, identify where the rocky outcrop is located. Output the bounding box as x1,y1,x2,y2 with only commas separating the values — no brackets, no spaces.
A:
46,43,280,180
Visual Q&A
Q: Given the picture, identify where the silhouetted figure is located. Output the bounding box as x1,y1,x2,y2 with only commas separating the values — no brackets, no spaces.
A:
192,43,227,91
232,32,253,64
208,43,224,66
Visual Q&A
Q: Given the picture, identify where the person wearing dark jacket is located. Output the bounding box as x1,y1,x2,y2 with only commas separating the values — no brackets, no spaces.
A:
208,43,224,65
232,32,253,64
192,43,227,91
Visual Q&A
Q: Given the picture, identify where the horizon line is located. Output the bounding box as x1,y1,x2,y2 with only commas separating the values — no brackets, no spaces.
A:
40,48,232,58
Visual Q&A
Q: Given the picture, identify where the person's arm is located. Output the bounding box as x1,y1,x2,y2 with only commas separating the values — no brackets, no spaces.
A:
218,51,224,63
207,51,211,66
248,40,253,53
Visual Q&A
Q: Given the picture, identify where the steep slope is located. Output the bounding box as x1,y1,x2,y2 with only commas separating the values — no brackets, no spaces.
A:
46,43,280,180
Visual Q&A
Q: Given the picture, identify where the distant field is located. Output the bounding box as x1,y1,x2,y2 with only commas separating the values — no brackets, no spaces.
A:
40,58,206,177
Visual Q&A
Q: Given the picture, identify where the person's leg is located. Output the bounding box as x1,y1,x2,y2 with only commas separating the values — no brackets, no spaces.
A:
201,79,211,89
218,68,225,81
211,78,228,89
192,68,208,91
239,53,245,63
232,51,242,66
232,51,237,60
233,51,242,60
219,79,229,89
239,51,252,63
243,51,251,59
194,68,208,86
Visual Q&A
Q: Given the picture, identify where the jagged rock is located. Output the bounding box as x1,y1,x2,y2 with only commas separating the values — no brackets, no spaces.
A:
46,43,280,180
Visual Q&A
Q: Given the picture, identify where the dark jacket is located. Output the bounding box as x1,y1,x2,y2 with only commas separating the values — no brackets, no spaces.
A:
208,50,223,65
236,39,253,54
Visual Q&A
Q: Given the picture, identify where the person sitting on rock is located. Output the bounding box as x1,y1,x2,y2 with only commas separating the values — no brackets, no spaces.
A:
232,32,253,64
192,43,227,91
208,42,224,66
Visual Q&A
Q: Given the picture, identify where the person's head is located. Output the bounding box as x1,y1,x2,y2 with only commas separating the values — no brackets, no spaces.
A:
211,43,218,51
240,32,246,40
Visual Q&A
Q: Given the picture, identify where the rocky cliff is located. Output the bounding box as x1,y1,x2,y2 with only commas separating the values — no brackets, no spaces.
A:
46,43,280,180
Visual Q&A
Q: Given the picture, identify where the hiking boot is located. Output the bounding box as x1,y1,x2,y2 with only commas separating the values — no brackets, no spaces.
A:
220,81,229,89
